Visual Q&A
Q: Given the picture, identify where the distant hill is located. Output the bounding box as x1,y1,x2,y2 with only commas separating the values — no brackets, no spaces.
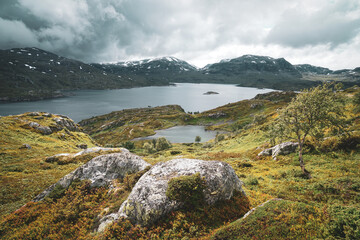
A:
294,64,333,75
0,48,168,101
91,56,198,83
203,55,302,78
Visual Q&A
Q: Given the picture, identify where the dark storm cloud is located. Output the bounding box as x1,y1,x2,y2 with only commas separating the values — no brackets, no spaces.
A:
0,0,360,69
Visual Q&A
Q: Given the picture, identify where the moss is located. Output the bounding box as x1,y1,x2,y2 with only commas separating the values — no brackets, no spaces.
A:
211,200,327,240
166,173,206,209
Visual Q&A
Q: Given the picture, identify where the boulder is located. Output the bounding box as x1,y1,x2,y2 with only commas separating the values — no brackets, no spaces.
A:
258,141,299,159
98,158,244,230
28,121,52,135
52,117,81,132
33,151,150,201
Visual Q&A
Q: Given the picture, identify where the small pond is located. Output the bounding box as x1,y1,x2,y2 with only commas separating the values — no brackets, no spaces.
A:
134,125,218,143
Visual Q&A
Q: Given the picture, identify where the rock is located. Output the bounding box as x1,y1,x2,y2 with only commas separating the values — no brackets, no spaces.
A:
34,151,150,201
45,147,125,163
250,103,263,109
207,112,227,118
45,153,72,163
27,112,40,116
272,142,299,159
53,117,81,132
73,147,119,157
99,158,245,229
258,148,272,156
20,144,31,149
258,141,299,159
76,143,88,149
28,121,52,135
43,113,52,117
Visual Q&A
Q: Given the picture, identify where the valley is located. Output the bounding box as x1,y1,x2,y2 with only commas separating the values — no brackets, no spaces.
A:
0,86,359,239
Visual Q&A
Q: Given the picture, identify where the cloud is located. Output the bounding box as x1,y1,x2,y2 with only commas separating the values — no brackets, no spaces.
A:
1,0,360,70
0,18,38,48
266,0,360,47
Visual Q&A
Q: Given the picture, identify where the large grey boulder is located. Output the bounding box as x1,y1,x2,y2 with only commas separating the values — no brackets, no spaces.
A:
33,150,150,201
258,141,299,159
98,158,244,230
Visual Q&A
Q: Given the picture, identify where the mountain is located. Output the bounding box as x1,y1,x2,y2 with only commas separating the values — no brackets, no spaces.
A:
0,48,168,101
1,48,359,102
294,64,333,75
203,55,302,78
91,56,198,83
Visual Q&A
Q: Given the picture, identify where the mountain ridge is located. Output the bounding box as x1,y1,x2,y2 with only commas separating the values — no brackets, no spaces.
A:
1,47,359,102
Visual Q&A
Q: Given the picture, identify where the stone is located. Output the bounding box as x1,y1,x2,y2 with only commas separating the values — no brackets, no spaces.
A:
27,112,40,116
34,151,150,202
20,144,31,149
258,141,299,159
45,153,72,163
98,158,245,230
76,143,88,149
53,117,81,132
28,121,52,135
250,103,263,109
207,112,227,118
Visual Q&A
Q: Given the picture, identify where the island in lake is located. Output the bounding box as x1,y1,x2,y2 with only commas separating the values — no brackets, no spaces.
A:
203,91,219,95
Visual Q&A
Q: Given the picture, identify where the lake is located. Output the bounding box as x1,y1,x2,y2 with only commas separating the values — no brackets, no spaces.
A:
134,125,218,143
0,83,273,122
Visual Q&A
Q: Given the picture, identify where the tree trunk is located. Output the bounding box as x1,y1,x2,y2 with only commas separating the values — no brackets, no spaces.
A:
298,142,312,179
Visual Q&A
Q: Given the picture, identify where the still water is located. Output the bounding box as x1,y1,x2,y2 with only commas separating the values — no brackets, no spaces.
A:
0,83,273,122
134,125,218,143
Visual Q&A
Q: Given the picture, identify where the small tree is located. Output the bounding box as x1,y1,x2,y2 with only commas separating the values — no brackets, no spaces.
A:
271,83,347,179
195,136,201,143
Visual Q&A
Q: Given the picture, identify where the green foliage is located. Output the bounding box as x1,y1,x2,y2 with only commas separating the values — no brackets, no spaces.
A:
46,184,66,200
211,200,328,240
155,137,172,151
270,83,348,178
245,175,259,186
170,150,182,155
121,141,135,150
143,137,172,154
166,173,206,209
326,205,360,239
354,91,360,112
123,166,151,191
104,191,250,240
195,135,201,143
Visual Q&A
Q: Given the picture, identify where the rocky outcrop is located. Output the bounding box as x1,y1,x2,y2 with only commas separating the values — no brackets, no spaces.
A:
28,121,52,135
52,116,81,132
34,150,150,201
258,142,299,159
45,147,121,163
98,158,244,230
24,112,82,135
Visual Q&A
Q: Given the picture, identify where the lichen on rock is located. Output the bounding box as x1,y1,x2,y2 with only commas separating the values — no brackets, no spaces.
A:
33,150,150,201
98,158,245,230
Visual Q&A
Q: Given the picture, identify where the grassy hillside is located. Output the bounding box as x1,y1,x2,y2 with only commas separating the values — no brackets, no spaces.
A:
0,87,359,239
0,112,124,218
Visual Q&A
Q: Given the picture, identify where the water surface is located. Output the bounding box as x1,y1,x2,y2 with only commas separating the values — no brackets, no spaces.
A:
134,125,218,143
0,83,273,122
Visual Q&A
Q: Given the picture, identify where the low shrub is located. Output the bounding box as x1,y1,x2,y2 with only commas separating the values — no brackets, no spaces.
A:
166,173,206,209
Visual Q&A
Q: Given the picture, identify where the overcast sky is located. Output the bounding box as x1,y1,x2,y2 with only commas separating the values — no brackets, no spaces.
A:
1,0,359,69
